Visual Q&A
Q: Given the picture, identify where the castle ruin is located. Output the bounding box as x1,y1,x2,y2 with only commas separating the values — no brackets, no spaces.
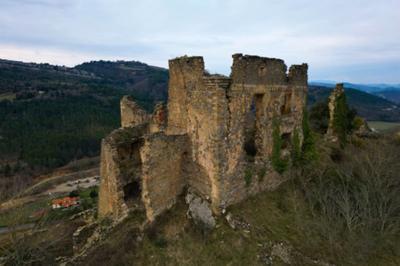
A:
98,54,308,223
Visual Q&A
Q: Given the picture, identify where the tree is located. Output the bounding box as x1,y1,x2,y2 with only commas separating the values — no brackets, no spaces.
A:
90,189,98,199
309,101,329,134
333,93,355,148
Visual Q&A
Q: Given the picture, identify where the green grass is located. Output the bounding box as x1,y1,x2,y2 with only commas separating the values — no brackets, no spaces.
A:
0,92,16,101
80,186,327,266
0,198,49,227
368,121,400,132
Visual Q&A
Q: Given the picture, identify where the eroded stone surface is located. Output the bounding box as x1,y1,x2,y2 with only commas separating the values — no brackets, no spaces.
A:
98,54,308,223
185,191,216,229
120,95,149,128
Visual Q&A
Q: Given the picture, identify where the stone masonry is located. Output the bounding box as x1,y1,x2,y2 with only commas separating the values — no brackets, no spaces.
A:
98,54,308,223
326,83,345,138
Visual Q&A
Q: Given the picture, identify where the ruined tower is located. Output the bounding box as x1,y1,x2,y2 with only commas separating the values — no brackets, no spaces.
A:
98,54,308,223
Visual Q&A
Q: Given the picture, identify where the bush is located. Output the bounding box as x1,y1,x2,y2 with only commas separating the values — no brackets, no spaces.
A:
244,167,253,187
352,116,364,131
90,189,98,199
69,190,79,197
309,101,329,134
292,140,400,264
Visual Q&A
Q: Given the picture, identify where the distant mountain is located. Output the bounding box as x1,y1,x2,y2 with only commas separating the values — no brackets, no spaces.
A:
310,81,400,93
308,85,400,122
310,81,400,104
0,58,168,105
372,89,400,104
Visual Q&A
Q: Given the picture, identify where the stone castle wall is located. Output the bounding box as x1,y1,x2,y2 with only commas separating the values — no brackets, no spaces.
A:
98,54,308,222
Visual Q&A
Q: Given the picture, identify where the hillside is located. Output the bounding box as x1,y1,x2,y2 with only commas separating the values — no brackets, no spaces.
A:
0,59,168,104
373,89,400,104
0,59,168,199
308,85,400,121
1,135,399,266
310,81,400,104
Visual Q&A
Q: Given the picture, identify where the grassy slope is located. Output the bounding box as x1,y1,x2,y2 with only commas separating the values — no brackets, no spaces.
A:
80,134,400,266
81,183,399,266
368,121,400,132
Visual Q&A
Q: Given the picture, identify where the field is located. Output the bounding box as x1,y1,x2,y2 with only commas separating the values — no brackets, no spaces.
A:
368,121,400,132
0,92,16,101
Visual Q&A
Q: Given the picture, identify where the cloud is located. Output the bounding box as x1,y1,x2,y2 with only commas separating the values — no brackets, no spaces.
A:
1,0,73,8
0,0,399,82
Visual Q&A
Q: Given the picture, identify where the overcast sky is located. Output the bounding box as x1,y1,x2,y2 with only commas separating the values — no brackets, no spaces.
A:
0,0,399,83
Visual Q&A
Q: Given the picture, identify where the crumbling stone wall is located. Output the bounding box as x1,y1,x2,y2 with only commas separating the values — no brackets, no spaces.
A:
120,96,149,128
98,53,308,222
149,102,167,133
167,56,204,135
222,54,307,206
140,133,188,221
98,124,148,220
326,83,345,137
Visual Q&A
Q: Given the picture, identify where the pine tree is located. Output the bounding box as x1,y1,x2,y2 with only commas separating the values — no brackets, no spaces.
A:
333,93,351,148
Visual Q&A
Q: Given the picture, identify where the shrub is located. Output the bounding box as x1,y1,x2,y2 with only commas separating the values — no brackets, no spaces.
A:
291,128,301,167
309,101,329,134
352,116,364,131
90,189,98,199
69,190,79,197
244,167,253,187
292,141,400,264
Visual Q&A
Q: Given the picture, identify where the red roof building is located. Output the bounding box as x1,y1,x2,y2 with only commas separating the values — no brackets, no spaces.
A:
51,197,80,209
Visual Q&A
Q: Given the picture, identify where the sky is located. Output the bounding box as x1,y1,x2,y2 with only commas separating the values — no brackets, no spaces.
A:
0,0,399,83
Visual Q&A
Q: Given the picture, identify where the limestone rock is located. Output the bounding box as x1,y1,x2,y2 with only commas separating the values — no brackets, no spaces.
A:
72,223,98,255
186,191,216,229
271,242,292,264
